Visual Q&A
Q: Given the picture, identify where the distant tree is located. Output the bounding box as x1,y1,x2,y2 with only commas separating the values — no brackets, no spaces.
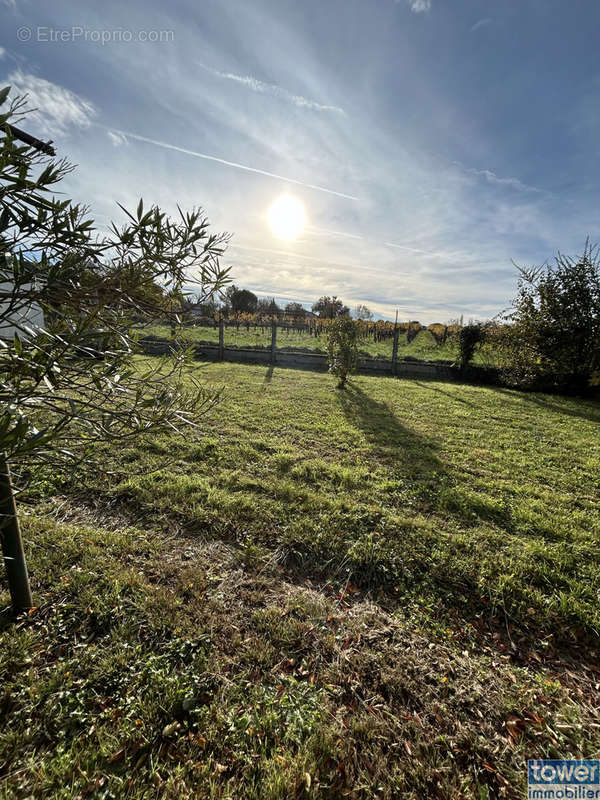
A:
502,240,600,390
327,317,360,389
225,286,258,314
222,284,237,314
312,296,350,319
257,297,281,317
354,304,373,321
285,302,306,320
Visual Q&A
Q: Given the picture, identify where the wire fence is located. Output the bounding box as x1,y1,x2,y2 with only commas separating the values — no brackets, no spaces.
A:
141,319,463,363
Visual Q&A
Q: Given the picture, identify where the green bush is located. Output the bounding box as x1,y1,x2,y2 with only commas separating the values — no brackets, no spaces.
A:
326,317,359,389
458,324,484,370
502,240,600,391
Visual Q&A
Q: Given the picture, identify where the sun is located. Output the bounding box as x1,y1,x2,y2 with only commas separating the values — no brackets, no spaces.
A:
267,194,307,241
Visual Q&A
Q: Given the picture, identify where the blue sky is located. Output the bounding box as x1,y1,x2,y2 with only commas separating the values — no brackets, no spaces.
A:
1,0,599,322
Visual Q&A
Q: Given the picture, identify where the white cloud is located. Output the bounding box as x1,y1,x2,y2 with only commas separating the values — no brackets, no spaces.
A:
0,47,6,59
199,64,346,116
470,18,493,32
408,0,431,13
7,70,96,136
455,162,542,194
107,130,128,147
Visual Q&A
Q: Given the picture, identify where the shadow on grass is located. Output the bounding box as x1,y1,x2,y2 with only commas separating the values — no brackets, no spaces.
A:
337,383,443,479
413,380,503,418
279,381,600,662
491,386,600,424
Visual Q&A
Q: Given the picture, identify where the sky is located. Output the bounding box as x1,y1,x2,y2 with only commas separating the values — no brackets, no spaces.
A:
1,0,599,322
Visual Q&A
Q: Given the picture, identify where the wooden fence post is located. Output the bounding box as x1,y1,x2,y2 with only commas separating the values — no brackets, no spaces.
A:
391,327,400,375
0,452,32,613
218,318,224,361
271,320,277,364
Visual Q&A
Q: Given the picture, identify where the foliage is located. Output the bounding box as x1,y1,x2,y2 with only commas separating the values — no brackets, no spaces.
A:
326,317,360,388
405,320,423,343
501,240,600,391
0,86,230,470
223,285,257,314
257,296,281,316
427,322,451,345
458,323,484,369
311,295,349,319
284,301,306,320
353,303,373,321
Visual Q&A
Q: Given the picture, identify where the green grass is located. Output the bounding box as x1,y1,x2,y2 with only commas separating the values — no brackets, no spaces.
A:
2,363,599,798
142,324,479,362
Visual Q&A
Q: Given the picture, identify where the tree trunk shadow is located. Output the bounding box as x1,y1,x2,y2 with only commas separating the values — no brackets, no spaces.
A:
337,382,444,480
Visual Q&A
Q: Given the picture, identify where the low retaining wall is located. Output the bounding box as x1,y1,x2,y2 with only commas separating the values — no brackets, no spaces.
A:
139,337,598,394
139,337,458,379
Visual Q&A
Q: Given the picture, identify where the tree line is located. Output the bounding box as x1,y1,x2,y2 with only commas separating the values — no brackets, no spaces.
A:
188,287,366,322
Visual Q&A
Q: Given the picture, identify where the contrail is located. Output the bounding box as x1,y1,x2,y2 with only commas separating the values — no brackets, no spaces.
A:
103,126,360,202
306,225,364,241
198,63,346,116
385,241,458,259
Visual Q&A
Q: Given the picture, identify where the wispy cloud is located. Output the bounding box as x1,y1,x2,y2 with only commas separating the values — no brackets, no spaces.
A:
455,162,542,194
107,130,128,147
470,18,493,32
406,0,432,13
199,64,346,116
0,47,6,59
229,243,400,278
7,71,96,135
104,126,360,201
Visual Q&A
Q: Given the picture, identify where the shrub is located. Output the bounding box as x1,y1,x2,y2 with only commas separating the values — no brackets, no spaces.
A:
326,317,359,389
501,240,600,391
458,323,484,370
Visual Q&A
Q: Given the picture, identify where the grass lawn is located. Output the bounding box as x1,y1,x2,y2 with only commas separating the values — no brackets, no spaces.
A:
1,363,599,798
142,324,475,362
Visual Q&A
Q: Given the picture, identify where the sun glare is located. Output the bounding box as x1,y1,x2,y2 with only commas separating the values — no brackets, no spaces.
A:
267,194,307,241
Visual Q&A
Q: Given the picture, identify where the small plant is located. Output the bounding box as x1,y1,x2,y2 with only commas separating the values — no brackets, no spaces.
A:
326,316,359,389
